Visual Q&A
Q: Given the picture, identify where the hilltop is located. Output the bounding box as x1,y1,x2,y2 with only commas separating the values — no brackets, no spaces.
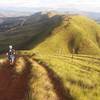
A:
0,12,100,55
30,13,100,55
0,12,62,52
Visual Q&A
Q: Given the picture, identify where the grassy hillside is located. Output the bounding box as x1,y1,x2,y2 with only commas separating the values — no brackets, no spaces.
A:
0,12,100,55
0,12,62,52
0,12,100,100
31,15,100,55
33,54,100,100
27,14,100,100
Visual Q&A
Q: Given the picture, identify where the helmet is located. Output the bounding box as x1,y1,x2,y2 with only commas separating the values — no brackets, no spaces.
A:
9,45,13,49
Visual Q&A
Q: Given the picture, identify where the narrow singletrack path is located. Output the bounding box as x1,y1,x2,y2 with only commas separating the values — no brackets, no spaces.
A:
33,59,73,100
0,56,32,100
0,55,74,100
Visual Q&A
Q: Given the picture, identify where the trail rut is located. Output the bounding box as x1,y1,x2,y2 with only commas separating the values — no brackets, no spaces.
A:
33,59,73,100
0,57,32,100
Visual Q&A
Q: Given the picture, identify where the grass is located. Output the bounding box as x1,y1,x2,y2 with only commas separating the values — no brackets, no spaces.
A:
31,15,100,55
1,14,100,55
28,59,59,100
0,55,6,59
33,54,100,100
23,15,100,99
0,13,62,52
0,13,100,100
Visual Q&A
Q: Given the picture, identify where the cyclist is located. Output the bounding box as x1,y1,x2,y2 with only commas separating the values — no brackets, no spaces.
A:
6,45,16,64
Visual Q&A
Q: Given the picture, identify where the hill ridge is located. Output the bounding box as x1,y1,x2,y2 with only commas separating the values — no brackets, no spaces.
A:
0,12,99,55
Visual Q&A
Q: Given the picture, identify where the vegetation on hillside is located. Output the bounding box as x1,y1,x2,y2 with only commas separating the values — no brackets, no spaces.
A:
0,12,100,100
32,15,100,55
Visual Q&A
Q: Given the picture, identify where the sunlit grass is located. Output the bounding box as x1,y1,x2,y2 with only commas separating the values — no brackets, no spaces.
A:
34,54,100,100
28,59,58,100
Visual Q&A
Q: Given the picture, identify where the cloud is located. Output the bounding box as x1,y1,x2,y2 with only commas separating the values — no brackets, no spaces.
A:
0,0,38,7
0,0,100,12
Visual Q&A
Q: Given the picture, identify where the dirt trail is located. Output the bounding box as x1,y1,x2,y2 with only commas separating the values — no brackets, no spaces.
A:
29,59,59,100
0,57,32,100
0,55,73,100
33,59,73,100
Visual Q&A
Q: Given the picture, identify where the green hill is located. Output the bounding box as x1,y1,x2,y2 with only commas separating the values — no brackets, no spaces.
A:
28,14,100,100
0,12,62,52
0,12,100,100
0,12,100,55
31,15,100,55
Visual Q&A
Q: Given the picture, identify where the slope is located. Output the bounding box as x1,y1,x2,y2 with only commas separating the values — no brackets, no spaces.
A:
0,12,100,55
0,12,62,52
31,15,100,55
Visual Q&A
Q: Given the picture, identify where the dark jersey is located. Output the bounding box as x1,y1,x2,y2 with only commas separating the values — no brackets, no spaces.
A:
8,49,15,58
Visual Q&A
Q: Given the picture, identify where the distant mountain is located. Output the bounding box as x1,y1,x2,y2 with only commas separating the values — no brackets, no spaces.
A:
0,7,52,17
51,8,100,22
83,12,100,22
0,11,31,17
0,7,34,17
0,7,100,21
65,11,100,22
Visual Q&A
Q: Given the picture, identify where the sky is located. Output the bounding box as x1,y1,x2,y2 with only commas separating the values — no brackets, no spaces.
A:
0,0,100,12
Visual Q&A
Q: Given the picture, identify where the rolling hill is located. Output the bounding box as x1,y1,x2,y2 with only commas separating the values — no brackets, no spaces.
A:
30,13,100,55
0,12,100,100
0,12,100,55
0,12,62,52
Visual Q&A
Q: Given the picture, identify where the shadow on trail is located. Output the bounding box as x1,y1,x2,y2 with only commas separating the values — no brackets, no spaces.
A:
0,57,32,100
34,59,74,100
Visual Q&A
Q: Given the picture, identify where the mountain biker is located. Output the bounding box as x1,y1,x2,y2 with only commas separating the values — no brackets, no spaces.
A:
6,45,16,64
